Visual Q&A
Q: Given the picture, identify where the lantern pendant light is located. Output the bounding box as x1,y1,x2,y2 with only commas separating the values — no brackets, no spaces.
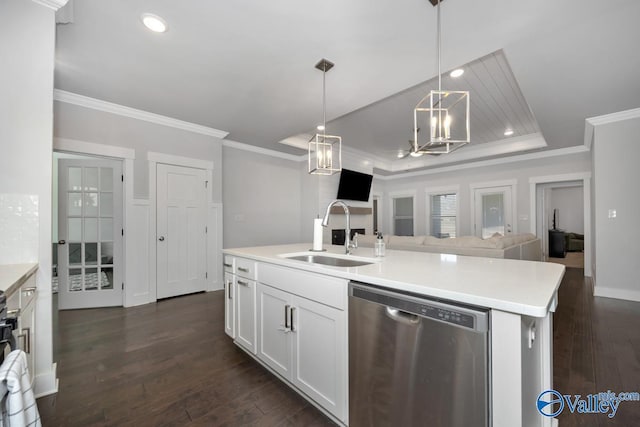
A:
309,58,342,175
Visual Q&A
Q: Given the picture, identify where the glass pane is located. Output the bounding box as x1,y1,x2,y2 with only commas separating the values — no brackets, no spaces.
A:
84,167,99,191
101,168,113,192
101,242,114,265
69,268,82,292
394,197,413,217
68,218,82,241
84,193,98,216
100,193,113,217
394,218,413,236
85,218,98,241
100,267,114,290
85,268,98,290
100,218,113,241
85,242,97,265
69,243,82,266
68,193,82,216
482,193,505,238
68,167,82,191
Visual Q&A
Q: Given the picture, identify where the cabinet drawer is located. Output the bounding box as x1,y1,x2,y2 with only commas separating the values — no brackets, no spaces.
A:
259,263,347,310
236,258,257,280
20,274,37,308
223,255,235,274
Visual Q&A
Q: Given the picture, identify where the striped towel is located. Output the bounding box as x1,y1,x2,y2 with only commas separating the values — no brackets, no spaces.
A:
0,350,40,427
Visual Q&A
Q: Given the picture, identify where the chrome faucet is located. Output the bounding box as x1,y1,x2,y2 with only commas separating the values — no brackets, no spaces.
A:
322,200,357,255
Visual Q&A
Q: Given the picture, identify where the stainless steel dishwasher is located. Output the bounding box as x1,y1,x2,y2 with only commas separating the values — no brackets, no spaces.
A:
349,281,490,427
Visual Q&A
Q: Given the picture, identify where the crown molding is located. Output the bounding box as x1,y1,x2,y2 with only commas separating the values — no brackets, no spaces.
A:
223,140,304,162
584,107,640,149
53,89,229,139
375,145,590,181
31,0,69,11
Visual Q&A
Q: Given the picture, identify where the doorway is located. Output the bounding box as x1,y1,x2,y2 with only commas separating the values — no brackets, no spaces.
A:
471,184,515,238
54,153,124,309
156,163,207,299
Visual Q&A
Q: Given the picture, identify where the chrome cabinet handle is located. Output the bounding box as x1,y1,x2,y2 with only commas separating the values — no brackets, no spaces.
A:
18,327,30,353
223,263,232,268
7,309,20,316
238,267,249,273
237,280,249,286
227,281,232,299
290,307,296,332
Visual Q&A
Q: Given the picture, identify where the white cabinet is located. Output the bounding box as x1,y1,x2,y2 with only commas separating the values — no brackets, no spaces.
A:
223,256,257,354
224,272,235,338
257,278,347,422
235,276,256,354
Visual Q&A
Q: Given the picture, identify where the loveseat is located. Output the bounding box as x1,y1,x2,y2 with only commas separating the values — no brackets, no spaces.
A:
357,233,541,261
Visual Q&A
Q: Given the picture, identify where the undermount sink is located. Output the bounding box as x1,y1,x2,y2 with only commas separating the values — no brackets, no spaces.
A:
285,254,374,267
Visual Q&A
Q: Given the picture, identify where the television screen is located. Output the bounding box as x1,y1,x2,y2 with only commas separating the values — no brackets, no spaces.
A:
336,169,373,202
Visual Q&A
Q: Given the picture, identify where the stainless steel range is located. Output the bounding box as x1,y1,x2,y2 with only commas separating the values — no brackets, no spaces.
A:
349,281,491,427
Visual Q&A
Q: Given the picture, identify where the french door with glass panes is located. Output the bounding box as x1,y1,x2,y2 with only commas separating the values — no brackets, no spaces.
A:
58,159,123,309
473,186,513,238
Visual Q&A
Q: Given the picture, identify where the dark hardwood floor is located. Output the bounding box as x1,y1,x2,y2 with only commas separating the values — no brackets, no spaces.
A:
38,292,336,426
38,268,640,426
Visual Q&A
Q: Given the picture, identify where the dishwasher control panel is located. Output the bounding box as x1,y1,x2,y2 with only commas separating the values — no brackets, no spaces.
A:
419,305,475,329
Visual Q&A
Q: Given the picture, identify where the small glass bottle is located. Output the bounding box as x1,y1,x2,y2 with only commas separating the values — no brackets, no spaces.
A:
374,232,385,257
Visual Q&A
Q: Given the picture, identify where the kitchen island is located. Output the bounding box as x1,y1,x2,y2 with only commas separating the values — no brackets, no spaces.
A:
223,243,564,427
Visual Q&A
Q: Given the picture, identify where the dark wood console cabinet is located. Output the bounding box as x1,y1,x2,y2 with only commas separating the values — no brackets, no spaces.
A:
548,229,566,258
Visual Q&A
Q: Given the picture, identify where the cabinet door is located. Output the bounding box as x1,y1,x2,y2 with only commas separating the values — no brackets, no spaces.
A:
291,295,347,422
257,283,292,380
224,273,235,338
20,299,36,384
235,277,256,354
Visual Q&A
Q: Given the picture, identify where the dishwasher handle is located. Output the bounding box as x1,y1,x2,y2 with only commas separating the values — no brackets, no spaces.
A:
386,307,420,325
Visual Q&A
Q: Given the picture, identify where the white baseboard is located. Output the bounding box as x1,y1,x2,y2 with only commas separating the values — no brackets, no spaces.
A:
34,362,58,398
593,286,640,302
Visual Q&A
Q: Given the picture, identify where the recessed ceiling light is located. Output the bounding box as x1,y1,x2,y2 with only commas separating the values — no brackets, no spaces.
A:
504,129,514,136
409,151,423,158
316,125,325,131
450,69,464,78
397,152,404,158
142,13,168,33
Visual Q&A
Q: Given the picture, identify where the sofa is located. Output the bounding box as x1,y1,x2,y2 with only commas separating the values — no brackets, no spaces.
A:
565,232,584,252
357,233,542,261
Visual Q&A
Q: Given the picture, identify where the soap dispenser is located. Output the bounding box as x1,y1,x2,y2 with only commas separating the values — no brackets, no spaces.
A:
374,232,385,257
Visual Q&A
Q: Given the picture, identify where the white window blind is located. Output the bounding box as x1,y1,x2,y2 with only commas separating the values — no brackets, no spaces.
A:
430,193,457,238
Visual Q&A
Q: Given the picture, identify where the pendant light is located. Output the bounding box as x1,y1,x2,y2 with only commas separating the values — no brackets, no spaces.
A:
309,59,342,175
413,0,470,155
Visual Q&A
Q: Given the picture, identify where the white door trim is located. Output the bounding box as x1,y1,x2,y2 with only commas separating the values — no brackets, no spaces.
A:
469,180,518,237
148,151,216,301
53,138,139,306
529,172,592,277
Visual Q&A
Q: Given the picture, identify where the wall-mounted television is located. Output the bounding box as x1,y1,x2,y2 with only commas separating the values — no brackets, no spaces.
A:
336,169,373,202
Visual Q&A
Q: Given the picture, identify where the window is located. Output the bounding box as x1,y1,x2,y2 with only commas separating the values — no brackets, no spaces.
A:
430,193,457,238
393,196,414,236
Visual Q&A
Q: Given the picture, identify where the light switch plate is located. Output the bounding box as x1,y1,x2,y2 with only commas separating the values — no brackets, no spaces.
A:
608,209,617,219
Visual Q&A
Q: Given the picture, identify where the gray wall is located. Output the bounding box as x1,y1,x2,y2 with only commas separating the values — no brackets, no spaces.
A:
593,116,640,300
549,186,584,234
222,146,302,248
376,150,592,237
54,102,223,202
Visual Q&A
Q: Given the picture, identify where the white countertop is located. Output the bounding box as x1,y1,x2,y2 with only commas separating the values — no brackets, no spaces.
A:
0,263,38,297
224,243,565,317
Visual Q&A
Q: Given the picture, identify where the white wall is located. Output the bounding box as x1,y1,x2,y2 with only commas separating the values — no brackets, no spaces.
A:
222,146,302,248
549,186,584,234
0,0,59,397
376,150,592,238
54,102,223,202
593,116,640,301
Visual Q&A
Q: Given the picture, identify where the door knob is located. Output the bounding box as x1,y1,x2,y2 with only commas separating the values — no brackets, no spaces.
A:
58,240,66,245
158,236,165,241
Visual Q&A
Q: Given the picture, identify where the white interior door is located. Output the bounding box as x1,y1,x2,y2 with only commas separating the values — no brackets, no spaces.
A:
474,186,513,238
156,164,207,299
58,159,123,309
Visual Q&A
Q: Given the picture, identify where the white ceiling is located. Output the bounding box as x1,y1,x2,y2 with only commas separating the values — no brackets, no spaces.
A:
55,0,640,171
